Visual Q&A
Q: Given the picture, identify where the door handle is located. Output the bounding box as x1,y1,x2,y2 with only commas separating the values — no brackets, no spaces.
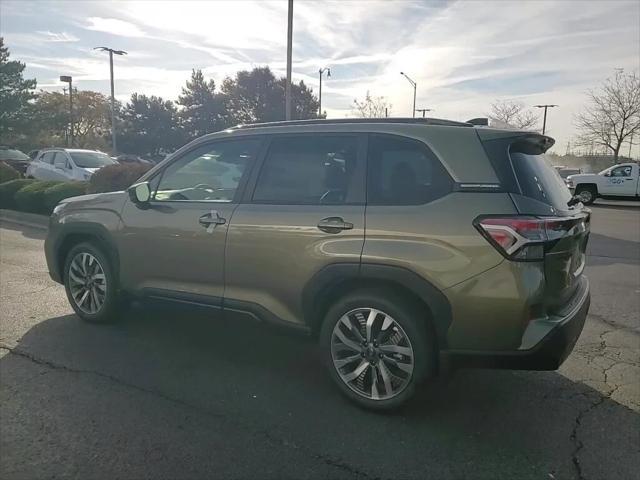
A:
317,217,354,234
199,210,226,230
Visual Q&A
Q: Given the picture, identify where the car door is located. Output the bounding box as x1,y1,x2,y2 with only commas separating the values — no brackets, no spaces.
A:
601,164,635,196
52,151,73,181
117,137,264,303
33,151,55,179
224,133,366,327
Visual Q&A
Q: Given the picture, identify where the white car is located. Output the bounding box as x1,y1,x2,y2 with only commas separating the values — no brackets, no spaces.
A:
26,148,116,182
567,162,640,204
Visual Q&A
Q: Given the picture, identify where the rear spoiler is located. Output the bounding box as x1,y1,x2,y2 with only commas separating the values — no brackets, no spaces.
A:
476,129,555,154
466,117,489,126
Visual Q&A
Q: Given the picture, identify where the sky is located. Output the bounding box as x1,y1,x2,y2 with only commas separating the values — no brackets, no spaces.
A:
2,0,639,156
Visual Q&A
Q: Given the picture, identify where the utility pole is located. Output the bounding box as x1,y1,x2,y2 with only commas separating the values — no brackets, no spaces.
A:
534,104,558,135
415,108,432,118
318,67,330,117
285,0,293,120
400,72,417,118
60,75,73,147
94,47,127,154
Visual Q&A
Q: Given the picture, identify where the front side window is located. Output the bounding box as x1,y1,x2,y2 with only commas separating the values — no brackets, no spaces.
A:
54,152,69,168
252,135,359,204
155,139,261,202
611,166,632,177
367,135,452,205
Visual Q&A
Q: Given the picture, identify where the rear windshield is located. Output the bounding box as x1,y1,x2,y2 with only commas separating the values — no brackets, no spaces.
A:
70,152,116,168
510,152,572,210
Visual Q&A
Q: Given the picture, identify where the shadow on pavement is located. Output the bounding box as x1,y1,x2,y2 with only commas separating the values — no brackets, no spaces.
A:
587,232,640,265
0,219,47,241
590,202,640,211
2,306,639,479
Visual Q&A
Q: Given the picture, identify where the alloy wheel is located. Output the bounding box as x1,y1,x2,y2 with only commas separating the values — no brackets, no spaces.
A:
330,307,415,401
68,252,107,314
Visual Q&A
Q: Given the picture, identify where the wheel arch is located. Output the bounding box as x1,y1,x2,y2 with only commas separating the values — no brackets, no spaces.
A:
53,223,120,283
575,183,599,195
302,263,452,350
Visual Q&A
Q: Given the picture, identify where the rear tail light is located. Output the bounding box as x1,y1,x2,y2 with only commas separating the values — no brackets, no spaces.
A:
474,214,589,261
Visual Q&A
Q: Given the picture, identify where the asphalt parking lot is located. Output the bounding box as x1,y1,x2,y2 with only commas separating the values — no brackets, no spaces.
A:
1,204,638,480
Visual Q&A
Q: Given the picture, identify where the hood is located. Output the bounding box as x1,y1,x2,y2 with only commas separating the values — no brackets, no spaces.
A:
58,191,127,212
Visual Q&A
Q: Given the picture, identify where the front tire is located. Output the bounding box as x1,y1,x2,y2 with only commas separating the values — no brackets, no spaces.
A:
319,289,433,410
63,242,121,323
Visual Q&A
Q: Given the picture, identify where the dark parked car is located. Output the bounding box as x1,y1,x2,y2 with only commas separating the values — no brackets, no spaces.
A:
0,147,31,175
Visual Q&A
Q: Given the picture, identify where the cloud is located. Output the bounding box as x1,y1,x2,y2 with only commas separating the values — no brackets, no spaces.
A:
36,31,79,42
85,17,147,38
4,0,640,156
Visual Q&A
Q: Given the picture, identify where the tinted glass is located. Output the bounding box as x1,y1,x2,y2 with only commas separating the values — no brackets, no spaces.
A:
510,152,572,209
69,151,115,168
367,135,452,205
155,139,261,202
253,135,358,204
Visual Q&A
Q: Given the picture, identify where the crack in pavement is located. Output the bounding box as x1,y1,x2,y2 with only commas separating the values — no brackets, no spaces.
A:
0,344,380,480
567,317,639,480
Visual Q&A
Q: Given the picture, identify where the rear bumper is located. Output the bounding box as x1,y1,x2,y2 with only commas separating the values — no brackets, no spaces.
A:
443,277,590,371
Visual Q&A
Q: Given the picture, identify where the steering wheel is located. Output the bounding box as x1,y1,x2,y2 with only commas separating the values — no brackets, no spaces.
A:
194,183,214,190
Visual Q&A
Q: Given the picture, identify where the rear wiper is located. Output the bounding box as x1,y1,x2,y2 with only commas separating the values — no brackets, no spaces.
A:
567,195,582,207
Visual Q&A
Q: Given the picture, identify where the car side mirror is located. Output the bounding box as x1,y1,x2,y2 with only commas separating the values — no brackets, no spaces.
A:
604,172,611,177
128,182,151,204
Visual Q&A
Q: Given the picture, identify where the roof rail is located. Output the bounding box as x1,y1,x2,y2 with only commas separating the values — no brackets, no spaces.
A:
231,117,473,130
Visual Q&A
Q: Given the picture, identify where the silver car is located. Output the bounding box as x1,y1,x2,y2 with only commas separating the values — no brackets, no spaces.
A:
26,148,116,182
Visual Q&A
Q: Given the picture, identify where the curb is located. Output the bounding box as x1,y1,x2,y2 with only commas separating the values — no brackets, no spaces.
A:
0,209,49,230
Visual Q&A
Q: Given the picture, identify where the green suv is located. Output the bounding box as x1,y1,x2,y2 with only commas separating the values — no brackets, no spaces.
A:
45,118,591,409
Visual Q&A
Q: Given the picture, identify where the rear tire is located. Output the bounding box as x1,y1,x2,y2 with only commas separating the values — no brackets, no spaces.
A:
575,185,597,205
63,242,121,323
319,288,433,410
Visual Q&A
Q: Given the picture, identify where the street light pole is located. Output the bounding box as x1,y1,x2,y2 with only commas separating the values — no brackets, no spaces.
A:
59,75,73,147
318,67,330,117
534,104,558,135
285,0,293,120
400,72,417,118
94,47,127,154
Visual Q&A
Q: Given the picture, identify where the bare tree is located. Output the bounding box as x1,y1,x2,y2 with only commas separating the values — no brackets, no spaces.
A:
575,70,640,163
352,91,391,118
489,100,539,130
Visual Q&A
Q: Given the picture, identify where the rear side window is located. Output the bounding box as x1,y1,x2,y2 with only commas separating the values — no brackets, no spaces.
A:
41,152,55,164
510,151,571,209
252,135,359,204
367,135,452,205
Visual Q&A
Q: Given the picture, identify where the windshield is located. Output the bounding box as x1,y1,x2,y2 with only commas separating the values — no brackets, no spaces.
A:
69,151,116,168
0,149,29,161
